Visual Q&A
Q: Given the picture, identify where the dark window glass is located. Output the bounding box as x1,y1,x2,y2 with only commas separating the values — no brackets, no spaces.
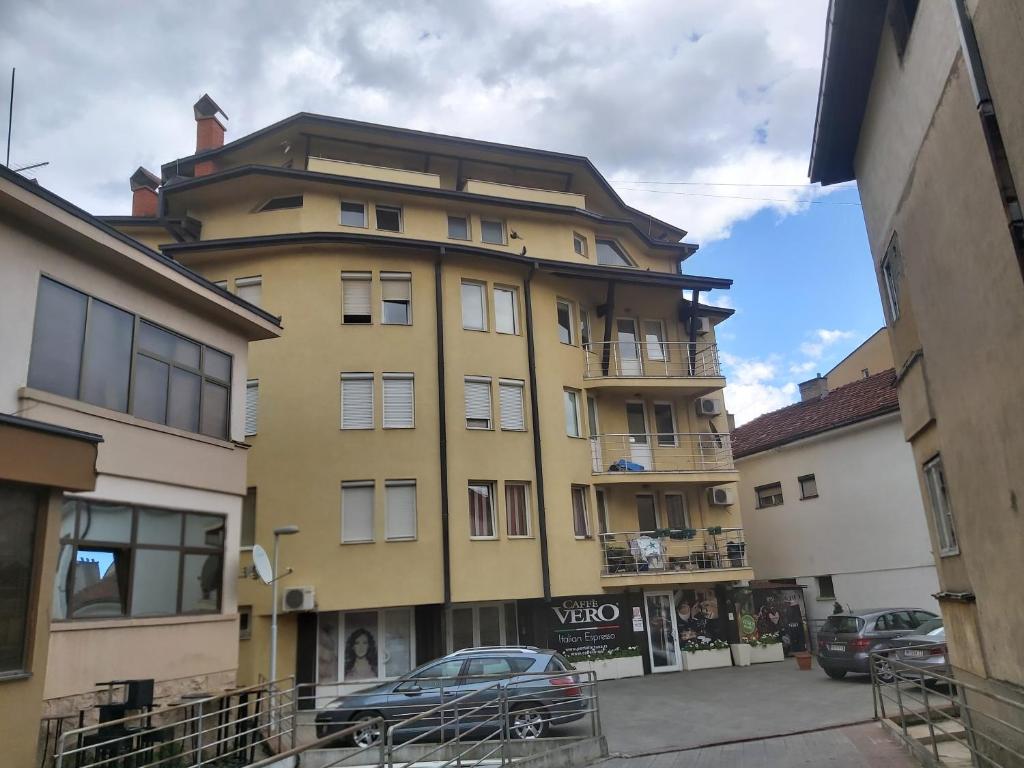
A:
375,206,402,232
481,219,504,244
341,201,366,227
139,322,200,368
241,488,257,548
239,605,252,639
132,355,169,424
556,301,573,344
79,299,134,411
167,368,201,432
136,509,182,546
259,195,303,212
654,404,675,446
68,547,131,619
130,549,179,616
822,616,862,634
185,513,225,548
181,553,222,612
203,348,231,383
79,504,133,543
0,484,38,674
756,483,784,508
200,381,229,439
27,277,88,398
448,216,470,240
799,474,818,499
816,575,835,600
596,240,632,267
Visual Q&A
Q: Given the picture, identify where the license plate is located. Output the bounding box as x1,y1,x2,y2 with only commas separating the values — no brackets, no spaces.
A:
903,649,925,658
829,643,846,652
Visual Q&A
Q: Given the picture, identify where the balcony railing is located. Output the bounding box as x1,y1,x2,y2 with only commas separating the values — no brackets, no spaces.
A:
583,341,721,379
590,432,734,474
600,528,748,577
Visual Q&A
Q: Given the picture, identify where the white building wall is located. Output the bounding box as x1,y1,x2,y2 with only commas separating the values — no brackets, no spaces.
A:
737,413,939,623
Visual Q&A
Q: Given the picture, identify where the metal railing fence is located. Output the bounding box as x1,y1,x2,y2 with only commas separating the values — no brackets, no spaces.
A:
52,677,296,768
871,647,1024,767
583,341,721,379
599,528,747,576
590,432,734,474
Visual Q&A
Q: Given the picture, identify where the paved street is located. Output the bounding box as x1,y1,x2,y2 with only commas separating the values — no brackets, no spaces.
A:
558,661,917,766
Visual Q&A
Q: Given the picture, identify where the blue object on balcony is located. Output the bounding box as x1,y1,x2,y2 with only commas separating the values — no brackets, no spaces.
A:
609,459,645,472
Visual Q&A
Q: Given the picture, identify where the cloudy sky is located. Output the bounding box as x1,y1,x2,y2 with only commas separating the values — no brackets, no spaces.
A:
1,0,882,424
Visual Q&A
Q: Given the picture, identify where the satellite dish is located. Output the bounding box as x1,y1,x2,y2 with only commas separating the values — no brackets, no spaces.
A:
251,544,273,584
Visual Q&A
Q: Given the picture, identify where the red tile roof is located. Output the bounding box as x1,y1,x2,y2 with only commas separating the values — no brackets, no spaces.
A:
732,369,899,459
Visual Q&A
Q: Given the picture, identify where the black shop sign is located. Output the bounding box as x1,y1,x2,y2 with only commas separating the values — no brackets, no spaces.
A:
548,595,629,657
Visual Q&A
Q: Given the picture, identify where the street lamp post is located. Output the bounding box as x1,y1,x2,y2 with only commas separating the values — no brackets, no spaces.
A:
269,524,299,739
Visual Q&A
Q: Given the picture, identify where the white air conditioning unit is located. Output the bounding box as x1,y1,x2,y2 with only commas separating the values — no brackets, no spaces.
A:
281,586,315,612
707,486,735,506
691,317,711,335
695,397,722,417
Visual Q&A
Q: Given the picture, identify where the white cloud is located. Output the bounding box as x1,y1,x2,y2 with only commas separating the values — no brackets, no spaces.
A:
798,328,857,360
720,352,799,426
704,293,735,311
788,360,818,376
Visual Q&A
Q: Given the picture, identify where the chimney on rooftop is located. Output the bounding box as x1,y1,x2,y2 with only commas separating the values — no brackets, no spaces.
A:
193,94,228,176
799,373,828,402
130,167,160,217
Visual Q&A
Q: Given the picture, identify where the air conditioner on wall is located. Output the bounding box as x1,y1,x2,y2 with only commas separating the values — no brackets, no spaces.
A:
695,397,722,417
707,486,735,506
281,586,315,612
691,317,711,335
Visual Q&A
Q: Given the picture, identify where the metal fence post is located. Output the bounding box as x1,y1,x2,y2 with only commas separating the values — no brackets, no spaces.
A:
500,687,511,767
920,669,940,763
195,699,205,768
893,661,908,742
870,655,881,721
454,696,462,768
590,673,602,738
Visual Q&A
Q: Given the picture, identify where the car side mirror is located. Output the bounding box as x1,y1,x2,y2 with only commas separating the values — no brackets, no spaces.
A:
399,683,422,694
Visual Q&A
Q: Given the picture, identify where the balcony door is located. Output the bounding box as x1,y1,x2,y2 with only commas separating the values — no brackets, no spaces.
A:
615,318,642,375
625,402,652,470
636,494,658,532
644,591,681,672
587,396,602,472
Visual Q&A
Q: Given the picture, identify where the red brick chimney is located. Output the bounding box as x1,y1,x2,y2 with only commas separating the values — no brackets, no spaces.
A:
193,94,228,177
130,167,161,217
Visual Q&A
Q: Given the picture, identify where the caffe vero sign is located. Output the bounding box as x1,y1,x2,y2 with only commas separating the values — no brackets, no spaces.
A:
549,596,628,656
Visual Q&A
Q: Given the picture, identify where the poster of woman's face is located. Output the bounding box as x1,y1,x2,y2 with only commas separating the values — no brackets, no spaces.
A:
674,588,721,641
344,612,379,681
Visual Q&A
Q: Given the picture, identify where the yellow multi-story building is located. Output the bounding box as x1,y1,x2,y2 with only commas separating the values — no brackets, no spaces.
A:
112,96,751,690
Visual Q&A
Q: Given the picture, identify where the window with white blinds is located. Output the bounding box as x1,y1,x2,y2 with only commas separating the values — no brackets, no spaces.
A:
386,481,417,540
245,379,259,436
342,272,372,324
236,276,262,307
341,482,374,542
383,374,414,428
499,379,526,431
341,373,374,429
464,377,492,429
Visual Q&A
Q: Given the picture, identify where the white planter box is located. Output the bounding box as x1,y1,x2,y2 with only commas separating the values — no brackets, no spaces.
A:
571,655,644,680
750,643,785,664
730,643,752,667
682,648,732,671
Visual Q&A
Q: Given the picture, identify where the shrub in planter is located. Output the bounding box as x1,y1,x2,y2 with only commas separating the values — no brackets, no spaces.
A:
681,636,732,671
565,646,644,680
749,633,785,663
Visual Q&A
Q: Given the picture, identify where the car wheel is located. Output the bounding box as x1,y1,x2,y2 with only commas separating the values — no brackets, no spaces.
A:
873,655,895,684
510,704,550,740
347,711,384,748
824,668,847,680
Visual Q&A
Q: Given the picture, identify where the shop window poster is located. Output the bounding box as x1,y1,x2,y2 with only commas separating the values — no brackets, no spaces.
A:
674,588,721,641
344,610,379,681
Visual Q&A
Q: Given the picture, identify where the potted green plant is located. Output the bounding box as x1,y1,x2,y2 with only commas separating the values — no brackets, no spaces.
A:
564,646,643,680
680,636,732,671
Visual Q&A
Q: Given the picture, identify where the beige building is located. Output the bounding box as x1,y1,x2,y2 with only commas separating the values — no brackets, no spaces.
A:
0,163,280,761
109,95,750,689
810,0,1024,734
734,332,938,640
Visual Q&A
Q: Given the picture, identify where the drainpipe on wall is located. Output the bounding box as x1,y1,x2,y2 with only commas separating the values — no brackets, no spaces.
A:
524,266,552,601
435,252,452,605
688,289,701,375
951,0,1024,282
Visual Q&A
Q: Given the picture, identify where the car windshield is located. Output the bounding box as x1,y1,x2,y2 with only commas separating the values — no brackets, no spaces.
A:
917,618,944,635
823,616,863,633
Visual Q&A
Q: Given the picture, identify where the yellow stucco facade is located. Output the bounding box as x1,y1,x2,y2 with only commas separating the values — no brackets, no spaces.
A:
114,109,748,689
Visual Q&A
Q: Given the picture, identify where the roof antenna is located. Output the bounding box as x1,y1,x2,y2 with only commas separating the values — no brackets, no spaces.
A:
5,67,14,167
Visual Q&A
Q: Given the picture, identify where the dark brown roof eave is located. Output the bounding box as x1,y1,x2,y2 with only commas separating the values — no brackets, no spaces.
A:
733,405,899,459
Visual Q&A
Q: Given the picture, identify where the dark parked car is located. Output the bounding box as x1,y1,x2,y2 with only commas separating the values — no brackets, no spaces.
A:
315,646,586,747
885,618,949,678
817,608,938,680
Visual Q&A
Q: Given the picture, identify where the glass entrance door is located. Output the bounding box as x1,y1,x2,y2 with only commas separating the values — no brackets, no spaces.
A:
644,591,681,672
616,318,642,375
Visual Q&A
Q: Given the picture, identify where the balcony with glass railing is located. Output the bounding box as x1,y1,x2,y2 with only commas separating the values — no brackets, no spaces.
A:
599,527,751,583
583,341,723,392
589,432,735,481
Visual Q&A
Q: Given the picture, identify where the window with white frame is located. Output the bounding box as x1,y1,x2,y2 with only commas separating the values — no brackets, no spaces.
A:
381,273,412,325
653,402,675,446
643,320,667,362
375,205,402,232
665,493,688,529
580,309,592,348
341,373,374,429
923,455,958,555
341,201,367,227
468,482,496,538
464,377,492,429
448,215,470,240
505,483,531,537
571,486,591,538
235,276,262,307
755,482,784,508
881,233,902,321
245,379,259,436
799,474,818,499
382,373,414,428
556,299,574,345
461,281,487,331
480,219,505,245
213,279,228,290
499,379,526,431
564,389,581,437
386,480,417,540
342,272,372,324
596,239,633,267
494,286,519,334
341,481,374,543
573,232,588,257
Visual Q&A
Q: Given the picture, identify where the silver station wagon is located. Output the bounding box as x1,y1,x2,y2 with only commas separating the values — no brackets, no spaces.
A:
816,608,938,680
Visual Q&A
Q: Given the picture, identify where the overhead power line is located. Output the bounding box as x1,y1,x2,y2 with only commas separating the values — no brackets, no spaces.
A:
610,180,838,188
